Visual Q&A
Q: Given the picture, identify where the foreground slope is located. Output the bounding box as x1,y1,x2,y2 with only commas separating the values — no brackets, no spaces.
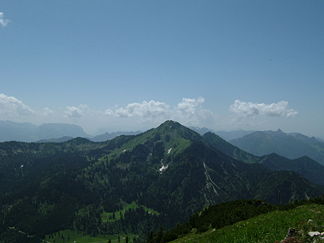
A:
170,203,324,243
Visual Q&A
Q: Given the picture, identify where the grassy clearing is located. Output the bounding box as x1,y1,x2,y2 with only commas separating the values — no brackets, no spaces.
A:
172,204,324,243
44,230,136,243
101,201,159,223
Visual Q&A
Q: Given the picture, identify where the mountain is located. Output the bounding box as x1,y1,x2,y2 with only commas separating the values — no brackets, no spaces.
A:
0,120,323,242
0,120,39,141
202,132,324,186
230,129,324,165
318,137,324,143
0,120,89,142
215,130,255,141
202,132,259,163
259,153,324,186
189,128,254,141
189,127,213,135
91,131,141,142
37,123,88,139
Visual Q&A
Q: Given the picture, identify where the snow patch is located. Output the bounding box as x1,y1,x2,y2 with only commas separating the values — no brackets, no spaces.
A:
122,149,127,153
167,148,172,154
159,164,168,173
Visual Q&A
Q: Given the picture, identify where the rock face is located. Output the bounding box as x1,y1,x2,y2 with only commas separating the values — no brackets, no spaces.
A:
285,228,298,238
277,225,324,242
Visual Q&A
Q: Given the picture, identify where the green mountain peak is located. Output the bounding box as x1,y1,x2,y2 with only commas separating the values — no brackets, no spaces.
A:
154,120,201,141
158,120,182,127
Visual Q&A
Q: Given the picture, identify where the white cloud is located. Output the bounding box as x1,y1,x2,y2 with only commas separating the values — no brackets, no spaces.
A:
230,100,298,118
0,93,305,135
0,93,34,118
0,12,10,27
177,97,205,114
175,97,215,125
104,97,216,127
0,93,217,133
64,105,88,118
42,107,54,116
105,100,170,118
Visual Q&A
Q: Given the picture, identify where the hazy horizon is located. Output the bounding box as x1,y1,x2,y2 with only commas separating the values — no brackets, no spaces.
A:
1,119,323,140
1,1,323,137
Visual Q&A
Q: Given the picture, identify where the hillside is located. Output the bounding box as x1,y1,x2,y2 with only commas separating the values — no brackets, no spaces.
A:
260,153,324,186
159,201,324,243
202,132,259,163
231,130,324,165
202,132,324,186
1,121,324,242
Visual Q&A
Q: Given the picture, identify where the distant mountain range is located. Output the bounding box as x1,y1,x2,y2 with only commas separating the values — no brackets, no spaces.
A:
1,120,324,242
0,120,89,142
215,130,256,141
231,129,324,165
0,120,141,143
190,126,255,141
203,131,324,187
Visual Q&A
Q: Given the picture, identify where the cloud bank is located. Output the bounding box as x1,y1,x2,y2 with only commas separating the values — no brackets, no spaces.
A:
64,105,88,119
104,97,214,126
0,93,216,132
0,93,300,134
230,100,298,118
0,93,34,119
177,97,205,114
105,100,169,118
0,12,10,27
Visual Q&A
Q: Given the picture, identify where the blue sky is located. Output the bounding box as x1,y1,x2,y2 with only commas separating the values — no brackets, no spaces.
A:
0,0,323,136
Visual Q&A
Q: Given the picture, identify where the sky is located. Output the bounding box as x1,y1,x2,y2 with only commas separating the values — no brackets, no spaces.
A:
0,0,323,136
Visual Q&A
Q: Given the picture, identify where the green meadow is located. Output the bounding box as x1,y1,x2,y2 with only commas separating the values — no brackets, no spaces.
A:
172,204,324,243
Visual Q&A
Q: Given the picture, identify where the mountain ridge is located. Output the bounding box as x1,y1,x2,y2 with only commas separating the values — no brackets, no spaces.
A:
231,130,324,165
